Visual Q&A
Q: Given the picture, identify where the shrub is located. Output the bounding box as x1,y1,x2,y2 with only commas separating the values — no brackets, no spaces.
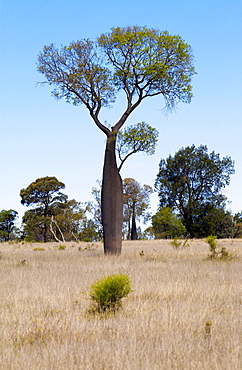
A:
170,237,190,250
205,235,217,254
205,235,232,260
88,274,132,314
58,245,66,250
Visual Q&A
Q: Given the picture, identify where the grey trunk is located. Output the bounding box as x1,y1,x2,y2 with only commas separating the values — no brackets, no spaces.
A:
101,134,123,255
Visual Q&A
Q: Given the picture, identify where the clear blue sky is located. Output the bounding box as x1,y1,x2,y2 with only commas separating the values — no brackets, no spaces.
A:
1,0,242,226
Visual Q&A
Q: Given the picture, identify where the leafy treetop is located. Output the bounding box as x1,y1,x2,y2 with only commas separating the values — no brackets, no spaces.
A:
20,176,67,214
155,144,235,237
37,26,196,136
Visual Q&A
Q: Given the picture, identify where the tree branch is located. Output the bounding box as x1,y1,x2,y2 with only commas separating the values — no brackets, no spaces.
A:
50,216,66,243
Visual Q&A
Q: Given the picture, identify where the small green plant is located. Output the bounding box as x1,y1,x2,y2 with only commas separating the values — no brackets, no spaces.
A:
205,235,232,260
58,244,66,250
170,237,190,250
33,247,45,251
88,274,132,314
205,235,217,255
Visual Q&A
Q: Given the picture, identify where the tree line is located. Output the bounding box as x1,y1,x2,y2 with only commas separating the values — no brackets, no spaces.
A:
1,144,242,243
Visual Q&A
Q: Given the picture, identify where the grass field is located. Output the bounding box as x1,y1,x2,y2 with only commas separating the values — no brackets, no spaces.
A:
0,239,241,369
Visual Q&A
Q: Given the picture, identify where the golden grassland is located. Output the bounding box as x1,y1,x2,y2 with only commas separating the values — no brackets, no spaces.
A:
0,239,242,369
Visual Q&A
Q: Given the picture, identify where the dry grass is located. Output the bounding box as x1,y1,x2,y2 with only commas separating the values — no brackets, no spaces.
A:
0,239,242,369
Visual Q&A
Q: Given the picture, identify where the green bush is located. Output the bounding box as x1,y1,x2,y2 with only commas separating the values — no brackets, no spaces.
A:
58,244,66,250
205,235,217,253
170,237,190,250
205,235,232,260
89,274,132,314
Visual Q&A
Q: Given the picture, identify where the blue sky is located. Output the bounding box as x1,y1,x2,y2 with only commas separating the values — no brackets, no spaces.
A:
1,0,242,226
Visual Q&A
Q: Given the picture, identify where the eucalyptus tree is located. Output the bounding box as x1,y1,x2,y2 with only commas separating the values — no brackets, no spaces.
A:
37,26,196,254
20,176,67,242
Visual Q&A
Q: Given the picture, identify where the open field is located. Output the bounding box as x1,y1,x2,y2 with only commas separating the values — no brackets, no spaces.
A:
0,239,242,369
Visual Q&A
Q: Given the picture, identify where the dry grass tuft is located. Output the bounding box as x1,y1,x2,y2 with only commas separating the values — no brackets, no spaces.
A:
0,239,242,369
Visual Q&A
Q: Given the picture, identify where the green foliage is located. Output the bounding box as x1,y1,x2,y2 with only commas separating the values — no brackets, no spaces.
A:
234,211,242,224
170,237,190,250
20,178,93,243
33,247,45,251
233,212,242,238
85,182,103,241
155,145,235,238
152,207,186,239
20,176,67,209
116,122,159,171
0,209,18,242
38,26,195,115
20,177,68,243
58,244,66,250
98,26,196,110
233,223,242,238
88,274,132,314
205,236,232,260
205,235,218,252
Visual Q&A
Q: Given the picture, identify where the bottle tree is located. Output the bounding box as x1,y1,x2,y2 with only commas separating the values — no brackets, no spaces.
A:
37,26,196,254
123,178,153,240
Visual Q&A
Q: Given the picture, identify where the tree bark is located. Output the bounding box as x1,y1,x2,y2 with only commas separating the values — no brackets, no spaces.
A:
101,133,123,255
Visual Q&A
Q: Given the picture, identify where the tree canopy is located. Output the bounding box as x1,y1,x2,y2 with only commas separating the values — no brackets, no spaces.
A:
37,26,196,254
155,145,235,237
0,209,18,242
20,176,68,242
152,207,186,239
20,177,99,242
116,122,159,171
37,26,195,121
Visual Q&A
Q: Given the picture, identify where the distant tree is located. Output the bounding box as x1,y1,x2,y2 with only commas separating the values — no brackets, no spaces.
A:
78,219,101,242
234,223,242,238
37,26,196,254
85,181,103,239
232,212,242,238
234,212,242,224
123,178,153,240
20,176,68,242
21,209,46,242
152,207,186,239
191,204,234,238
155,145,235,237
0,209,18,242
50,199,87,242
22,198,94,243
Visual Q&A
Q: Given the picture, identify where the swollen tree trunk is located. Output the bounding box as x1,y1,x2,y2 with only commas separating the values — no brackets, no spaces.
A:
101,133,123,255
